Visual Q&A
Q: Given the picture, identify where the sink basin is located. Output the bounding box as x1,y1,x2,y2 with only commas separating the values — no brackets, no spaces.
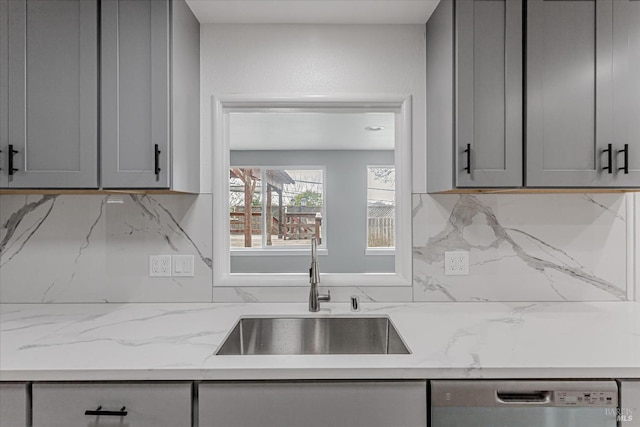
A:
216,316,410,355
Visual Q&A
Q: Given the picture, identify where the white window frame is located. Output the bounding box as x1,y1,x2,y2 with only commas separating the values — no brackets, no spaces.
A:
212,94,412,287
229,166,328,255
366,164,396,256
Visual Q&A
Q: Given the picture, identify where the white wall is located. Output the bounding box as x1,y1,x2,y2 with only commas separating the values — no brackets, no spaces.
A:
200,24,427,193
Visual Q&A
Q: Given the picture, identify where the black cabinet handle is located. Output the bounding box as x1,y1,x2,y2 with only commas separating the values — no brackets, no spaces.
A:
602,144,613,174
8,144,18,175
154,144,162,177
84,406,128,417
464,143,471,174
618,144,629,174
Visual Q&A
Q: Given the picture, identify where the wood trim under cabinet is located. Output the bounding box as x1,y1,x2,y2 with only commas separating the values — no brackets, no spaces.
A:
434,188,640,194
0,189,198,195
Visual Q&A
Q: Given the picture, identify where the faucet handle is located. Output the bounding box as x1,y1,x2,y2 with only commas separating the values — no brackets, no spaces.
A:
319,289,330,302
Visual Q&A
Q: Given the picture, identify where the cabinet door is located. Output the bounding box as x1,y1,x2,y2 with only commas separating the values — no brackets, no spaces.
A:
4,0,98,188
612,0,640,186
456,0,522,187
199,381,427,427
620,380,640,427
527,0,614,186
0,0,7,188
101,0,170,189
0,383,28,427
32,383,191,427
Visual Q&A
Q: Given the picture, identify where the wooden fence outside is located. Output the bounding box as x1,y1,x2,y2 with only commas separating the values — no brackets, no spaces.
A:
230,208,322,243
230,208,394,247
368,217,395,247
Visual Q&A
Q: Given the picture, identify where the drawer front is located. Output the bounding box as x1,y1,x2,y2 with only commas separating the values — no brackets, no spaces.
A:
199,381,427,427
0,383,28,427
32,383,191,427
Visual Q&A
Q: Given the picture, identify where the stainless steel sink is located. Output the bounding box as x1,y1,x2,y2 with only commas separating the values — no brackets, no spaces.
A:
216,316,410,355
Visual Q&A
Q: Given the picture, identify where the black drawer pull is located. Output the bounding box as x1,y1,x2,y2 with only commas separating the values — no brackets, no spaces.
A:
8,144,18,175
602,143,613,174
618,144,629,174
464,143,471,174
84,406,128,417
154,144,162,177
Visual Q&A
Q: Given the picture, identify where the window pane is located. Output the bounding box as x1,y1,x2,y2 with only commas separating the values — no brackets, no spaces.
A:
229,168,263,248
267,169,324,248
367,166,395,248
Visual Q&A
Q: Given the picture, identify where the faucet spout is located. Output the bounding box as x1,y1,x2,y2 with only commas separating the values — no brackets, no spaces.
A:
308,237,330,312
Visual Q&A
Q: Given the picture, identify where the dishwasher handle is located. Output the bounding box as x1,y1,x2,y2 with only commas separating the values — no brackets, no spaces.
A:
496,391,551,404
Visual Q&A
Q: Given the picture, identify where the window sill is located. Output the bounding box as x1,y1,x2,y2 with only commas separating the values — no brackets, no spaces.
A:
214,272,411,287
231,248,328,257
365,248,395,256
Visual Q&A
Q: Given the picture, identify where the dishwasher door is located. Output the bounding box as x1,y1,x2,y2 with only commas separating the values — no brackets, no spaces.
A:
431,380,618,427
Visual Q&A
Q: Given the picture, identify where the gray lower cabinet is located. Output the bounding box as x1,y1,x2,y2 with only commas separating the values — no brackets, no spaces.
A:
526,0,639,187
0,383,28,427
2,0,98,188
620,380,640,427
198,381,427,427
31,382,192,427
100,0,200,191
426,0,522,192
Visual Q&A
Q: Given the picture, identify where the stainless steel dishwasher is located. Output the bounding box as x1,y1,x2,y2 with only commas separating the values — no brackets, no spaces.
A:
431,380,618,427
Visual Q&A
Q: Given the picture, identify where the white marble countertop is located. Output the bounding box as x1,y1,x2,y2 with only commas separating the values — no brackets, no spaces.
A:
1,302,639,381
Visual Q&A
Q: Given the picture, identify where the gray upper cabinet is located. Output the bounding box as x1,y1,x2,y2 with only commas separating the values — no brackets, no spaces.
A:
612,0,640,186
2,0,98,188
101,0,200,192
527,0,620,187
0,0,198,191
456,0,522,188
0,0,8,188
426,0,523,192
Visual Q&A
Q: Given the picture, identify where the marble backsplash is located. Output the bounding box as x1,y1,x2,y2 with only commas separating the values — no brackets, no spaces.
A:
0,194,212,303
413,193,632,302
0,193,635,303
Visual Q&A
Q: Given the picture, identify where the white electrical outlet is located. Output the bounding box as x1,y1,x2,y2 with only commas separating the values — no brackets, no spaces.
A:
173,255,195,277
444,251,469,276
150,255,172,277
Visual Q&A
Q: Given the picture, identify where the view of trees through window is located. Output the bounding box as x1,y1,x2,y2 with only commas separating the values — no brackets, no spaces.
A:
229,168,324,248
367,166,395,248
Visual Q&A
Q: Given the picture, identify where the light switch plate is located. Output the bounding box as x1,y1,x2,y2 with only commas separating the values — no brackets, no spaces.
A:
173,255,195,277
444,251,469,275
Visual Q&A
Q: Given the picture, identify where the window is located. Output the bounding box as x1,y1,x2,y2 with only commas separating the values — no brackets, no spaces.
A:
213,96,412,287
229,168,325,249
367,166,395,249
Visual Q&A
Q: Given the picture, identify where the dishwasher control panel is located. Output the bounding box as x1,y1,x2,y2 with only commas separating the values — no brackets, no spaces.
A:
555,391,617,407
